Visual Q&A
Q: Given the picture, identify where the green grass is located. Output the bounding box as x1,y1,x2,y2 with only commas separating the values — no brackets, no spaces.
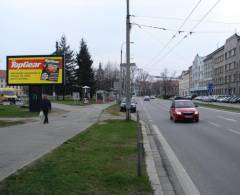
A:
52,99,96,106
0,120,25,127
105,104,121,116
0,120,152,195
0,106,38,118
195,102,240,113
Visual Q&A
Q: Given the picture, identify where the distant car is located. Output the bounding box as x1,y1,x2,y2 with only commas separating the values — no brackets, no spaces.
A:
120,98,137,113
150,95,155,99
169,100,199,123
144,96,150,101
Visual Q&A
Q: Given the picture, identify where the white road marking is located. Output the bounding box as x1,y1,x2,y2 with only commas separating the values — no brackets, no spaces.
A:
152,124,200,195
227,128,240,136
217,116,237,122
207,121,220,127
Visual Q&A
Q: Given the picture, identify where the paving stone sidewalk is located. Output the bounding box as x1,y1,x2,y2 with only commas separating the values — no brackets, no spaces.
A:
0,103,111,181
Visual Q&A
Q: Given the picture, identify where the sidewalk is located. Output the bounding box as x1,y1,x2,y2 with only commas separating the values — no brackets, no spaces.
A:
0,102,111,181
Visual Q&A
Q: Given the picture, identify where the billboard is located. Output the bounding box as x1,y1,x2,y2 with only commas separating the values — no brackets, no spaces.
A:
7,55,64,85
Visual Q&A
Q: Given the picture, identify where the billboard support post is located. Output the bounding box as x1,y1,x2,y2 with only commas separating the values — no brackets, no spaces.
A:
29,86,42,112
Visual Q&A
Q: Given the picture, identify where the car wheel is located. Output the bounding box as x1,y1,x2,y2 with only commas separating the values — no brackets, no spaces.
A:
195,119,199,123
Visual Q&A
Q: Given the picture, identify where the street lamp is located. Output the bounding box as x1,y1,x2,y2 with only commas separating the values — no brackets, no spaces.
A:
120,41,134,102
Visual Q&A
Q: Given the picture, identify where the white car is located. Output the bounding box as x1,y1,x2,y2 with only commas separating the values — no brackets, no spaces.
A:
144,96,150,101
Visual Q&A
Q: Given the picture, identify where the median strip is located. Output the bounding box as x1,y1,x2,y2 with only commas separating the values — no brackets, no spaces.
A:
195,102,240,113
0,120,152,194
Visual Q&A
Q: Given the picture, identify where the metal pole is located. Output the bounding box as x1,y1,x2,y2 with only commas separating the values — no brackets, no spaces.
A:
137,111,142,176
119,49,123,103
126,0,131,120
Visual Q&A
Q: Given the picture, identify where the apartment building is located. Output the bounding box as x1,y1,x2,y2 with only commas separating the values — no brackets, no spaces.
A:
189,66,193,92
212,46,225,94
212,34,240,95
179,34,240,96
179,70,190,96
190,54,206,95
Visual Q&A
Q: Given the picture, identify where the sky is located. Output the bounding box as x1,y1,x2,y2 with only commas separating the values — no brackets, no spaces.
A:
1,0,240,76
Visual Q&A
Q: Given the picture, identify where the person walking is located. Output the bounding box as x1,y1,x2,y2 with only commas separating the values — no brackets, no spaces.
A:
41,95,51,124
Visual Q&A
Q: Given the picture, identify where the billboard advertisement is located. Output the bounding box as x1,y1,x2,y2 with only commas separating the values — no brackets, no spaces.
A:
7,55,64,85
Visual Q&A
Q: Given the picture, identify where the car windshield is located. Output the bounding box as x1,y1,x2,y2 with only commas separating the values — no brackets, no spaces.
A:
175,101,194,108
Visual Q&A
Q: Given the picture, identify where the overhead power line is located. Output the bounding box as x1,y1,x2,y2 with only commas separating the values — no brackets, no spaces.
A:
133,15,240,25
133,22,236,34
151,0,222,66
145,0,202,67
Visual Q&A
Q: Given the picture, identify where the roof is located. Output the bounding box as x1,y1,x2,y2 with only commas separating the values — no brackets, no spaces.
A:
0,70,6,79
203,46,224,62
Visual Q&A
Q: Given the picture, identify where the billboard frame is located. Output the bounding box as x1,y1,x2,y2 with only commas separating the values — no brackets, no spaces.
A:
6,55,65,86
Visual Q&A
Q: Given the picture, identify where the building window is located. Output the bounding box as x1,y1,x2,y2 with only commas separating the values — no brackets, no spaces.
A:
233,88,236,94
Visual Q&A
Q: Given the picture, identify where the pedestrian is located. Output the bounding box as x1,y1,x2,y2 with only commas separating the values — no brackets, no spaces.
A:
41,95,51,124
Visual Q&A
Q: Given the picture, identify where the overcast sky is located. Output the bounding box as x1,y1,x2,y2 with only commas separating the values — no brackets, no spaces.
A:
1,0,240,76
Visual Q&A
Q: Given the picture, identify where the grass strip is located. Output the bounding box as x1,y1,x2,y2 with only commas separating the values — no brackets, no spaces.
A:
0,120,25,127
196,102,240,113
105,104,121,116
52,99,96,106
0,120,152,195
0,106,38,118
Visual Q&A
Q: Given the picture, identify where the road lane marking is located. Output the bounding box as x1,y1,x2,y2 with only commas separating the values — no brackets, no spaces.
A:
155,100,170,110
207,121,220,127
227,128,240,136
139,99,153,121
152,124,200,195
217,116,237,122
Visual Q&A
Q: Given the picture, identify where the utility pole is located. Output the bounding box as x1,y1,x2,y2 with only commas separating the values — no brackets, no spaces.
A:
126,0,131,120
119,46,123,103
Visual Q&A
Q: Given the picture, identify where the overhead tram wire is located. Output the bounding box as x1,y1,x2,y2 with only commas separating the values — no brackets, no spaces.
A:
133,15,240,25
152,0,222,66
145,0,202,67
132,22,236,34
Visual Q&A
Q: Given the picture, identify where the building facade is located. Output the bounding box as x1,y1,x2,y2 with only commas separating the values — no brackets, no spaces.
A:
212,46,225,95
179,70,190,96
0,70,25,96
179,33,240,96
212,34,240,95
191,54,206,95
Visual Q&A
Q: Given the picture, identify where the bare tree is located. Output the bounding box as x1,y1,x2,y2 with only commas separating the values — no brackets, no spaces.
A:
159,68,178,98
95,61,120,91
135,68,151,96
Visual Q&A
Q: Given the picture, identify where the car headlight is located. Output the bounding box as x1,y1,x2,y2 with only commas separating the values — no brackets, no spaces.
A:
194,111,199,115
176,111,182,115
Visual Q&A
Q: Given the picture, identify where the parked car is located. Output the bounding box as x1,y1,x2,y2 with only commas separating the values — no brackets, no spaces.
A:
144,96,150,101
169,100,199,122
120,98,137,113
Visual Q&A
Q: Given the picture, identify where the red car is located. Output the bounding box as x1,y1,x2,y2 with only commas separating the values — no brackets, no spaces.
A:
169,100,199,122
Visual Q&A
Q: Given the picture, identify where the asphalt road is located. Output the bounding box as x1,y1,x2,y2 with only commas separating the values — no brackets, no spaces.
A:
137,98,240,195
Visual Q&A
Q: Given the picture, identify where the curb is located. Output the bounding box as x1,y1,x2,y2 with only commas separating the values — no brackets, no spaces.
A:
141,121,164,195
131,114,163,195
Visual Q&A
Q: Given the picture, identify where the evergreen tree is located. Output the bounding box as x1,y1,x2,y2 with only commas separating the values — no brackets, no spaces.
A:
52,35,76,99
54,35,76,85
76,39,95,97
